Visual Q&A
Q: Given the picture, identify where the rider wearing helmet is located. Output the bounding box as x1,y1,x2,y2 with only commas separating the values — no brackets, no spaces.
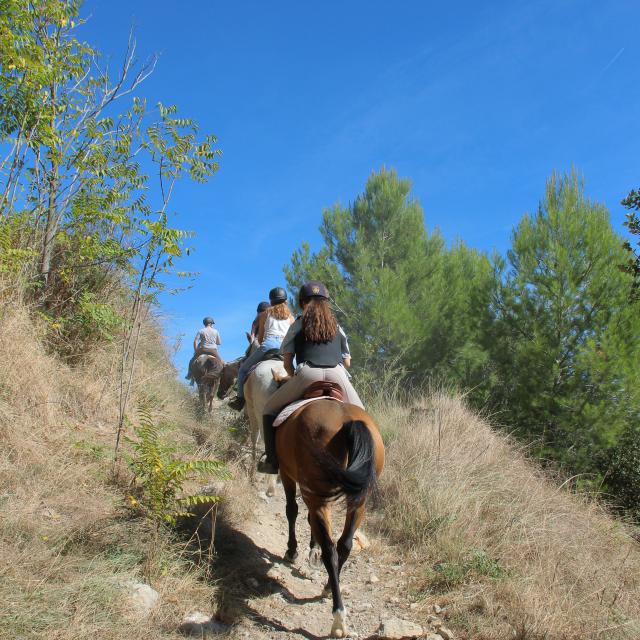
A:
185,316,222,383
250,301,271,343
228,287,294,411
257,280,363,474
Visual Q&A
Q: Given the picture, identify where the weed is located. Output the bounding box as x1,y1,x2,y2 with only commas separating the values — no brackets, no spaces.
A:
125,408,230,526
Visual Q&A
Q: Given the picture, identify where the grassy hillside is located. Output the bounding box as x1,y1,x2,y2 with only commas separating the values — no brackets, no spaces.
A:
0,287,239,639
1,283,638,640
371,393,640,639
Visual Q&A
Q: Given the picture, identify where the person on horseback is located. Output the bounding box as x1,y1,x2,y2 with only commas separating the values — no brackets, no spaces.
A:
228,287,294,411
185,316,223,383
257,280,363,474
250,300,271,343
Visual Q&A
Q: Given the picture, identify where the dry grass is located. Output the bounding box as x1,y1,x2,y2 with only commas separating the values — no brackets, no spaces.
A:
370,392,640,640
3,282,639,640
0,290,230,639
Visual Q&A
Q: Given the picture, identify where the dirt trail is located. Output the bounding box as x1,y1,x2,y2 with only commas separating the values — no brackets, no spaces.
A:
211,480,428,639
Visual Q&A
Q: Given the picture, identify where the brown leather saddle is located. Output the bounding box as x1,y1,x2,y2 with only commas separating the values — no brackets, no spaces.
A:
302,381,344,402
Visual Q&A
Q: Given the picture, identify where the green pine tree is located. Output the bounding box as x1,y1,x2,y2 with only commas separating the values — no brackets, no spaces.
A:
285,168,494,392
487,170,640,478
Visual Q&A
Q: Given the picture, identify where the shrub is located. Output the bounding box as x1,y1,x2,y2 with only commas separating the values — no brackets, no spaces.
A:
605,422,640,520
125,409,230,526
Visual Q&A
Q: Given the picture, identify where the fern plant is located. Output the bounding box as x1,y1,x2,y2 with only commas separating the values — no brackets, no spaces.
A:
125,408,229,526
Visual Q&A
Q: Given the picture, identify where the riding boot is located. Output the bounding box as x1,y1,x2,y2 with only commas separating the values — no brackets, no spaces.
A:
257,415,279,474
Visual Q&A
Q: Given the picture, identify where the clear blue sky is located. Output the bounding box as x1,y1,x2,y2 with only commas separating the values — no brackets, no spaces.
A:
80,0,640,371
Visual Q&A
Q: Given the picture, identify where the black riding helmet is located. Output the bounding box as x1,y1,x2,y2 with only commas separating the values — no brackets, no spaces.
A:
256,301,270,313
202,316,215,326
269,286,287,305
298,280,329,305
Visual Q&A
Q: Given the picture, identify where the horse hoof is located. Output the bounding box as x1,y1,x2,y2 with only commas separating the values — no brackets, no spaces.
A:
308,547,322,568
330,608,347,637
321,583,331,598
284,549,298,563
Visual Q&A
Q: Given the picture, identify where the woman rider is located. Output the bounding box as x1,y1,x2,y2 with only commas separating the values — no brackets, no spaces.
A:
250,300,271,343
229,287,294,411
257,280,363,474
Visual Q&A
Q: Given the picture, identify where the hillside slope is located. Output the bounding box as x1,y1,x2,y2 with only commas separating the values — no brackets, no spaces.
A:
371,393,640,639
1,288,638,640
0,293,224,639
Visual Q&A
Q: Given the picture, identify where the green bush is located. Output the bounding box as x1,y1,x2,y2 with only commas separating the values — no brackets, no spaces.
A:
125,409,230,526
430,548,506,591
604,423,640,520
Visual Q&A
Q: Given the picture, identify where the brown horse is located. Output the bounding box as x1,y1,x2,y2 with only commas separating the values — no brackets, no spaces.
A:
216,356,243,400
191,354,224,412
275,398,384,638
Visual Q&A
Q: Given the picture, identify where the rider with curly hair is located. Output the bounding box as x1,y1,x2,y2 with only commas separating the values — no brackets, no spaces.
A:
229,287,294,411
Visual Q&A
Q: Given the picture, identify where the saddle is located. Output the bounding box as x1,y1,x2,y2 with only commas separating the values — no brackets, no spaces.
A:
262,348,284,361
273,382,345,427
302,381,344,402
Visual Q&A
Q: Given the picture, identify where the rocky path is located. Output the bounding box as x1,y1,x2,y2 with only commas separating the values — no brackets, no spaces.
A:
209,480,451,640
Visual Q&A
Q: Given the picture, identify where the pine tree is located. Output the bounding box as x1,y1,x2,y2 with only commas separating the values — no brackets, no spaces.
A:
488,171,640,476
285,168,493,390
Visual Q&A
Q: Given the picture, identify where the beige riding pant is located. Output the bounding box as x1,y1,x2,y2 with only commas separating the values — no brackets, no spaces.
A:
263,364,364,417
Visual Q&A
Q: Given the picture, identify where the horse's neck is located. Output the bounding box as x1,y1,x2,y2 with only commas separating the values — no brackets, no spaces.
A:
245,339,260,357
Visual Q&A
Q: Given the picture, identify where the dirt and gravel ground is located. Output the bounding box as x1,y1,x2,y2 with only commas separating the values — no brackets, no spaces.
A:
209,479,429,640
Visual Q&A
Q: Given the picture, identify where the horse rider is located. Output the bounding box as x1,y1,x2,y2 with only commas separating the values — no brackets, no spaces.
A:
257,280,363,474
229,287,294,411
250,300,271,343
185,316,222,383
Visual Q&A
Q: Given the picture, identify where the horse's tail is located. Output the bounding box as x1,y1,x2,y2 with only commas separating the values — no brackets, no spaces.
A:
319,420,377,508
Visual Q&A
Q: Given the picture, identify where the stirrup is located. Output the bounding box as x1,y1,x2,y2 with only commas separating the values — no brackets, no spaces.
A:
257,453,278,474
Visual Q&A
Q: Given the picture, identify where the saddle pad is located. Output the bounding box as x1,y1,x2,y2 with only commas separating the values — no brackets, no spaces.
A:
273,396,341,427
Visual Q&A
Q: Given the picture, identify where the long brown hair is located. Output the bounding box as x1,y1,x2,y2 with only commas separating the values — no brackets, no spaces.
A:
267,301,291,320
302,299,338,343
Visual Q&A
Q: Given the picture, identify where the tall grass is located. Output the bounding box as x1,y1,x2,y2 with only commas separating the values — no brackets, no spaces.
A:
371,392,640,639
0,286,224,639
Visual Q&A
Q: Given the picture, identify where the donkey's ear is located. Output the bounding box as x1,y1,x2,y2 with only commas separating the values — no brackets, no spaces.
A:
246,332,251,343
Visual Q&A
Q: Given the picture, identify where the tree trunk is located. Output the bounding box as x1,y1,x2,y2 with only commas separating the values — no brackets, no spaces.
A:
39,83,58,293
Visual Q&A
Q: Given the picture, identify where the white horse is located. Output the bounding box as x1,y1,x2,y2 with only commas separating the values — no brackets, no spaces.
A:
244,355,287,497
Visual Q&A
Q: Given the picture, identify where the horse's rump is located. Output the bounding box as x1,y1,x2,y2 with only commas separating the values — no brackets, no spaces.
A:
195,354,223,381
310,419,377,508
281,401,380,508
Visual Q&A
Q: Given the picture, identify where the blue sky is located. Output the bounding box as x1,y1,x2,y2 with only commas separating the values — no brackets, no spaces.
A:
80,0,640,370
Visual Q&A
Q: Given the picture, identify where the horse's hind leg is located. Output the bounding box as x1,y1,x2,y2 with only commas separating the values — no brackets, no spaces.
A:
308,511,322,567
265,474,277,497
309,505,347,638
208,379,219,412
337,504,365,575
281,471,298,562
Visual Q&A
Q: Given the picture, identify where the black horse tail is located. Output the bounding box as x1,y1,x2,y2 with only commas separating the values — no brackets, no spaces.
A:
319,420,378,509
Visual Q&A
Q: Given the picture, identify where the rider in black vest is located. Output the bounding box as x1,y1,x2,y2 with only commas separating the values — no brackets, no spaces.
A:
293,328,343,367
257,281,364,474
